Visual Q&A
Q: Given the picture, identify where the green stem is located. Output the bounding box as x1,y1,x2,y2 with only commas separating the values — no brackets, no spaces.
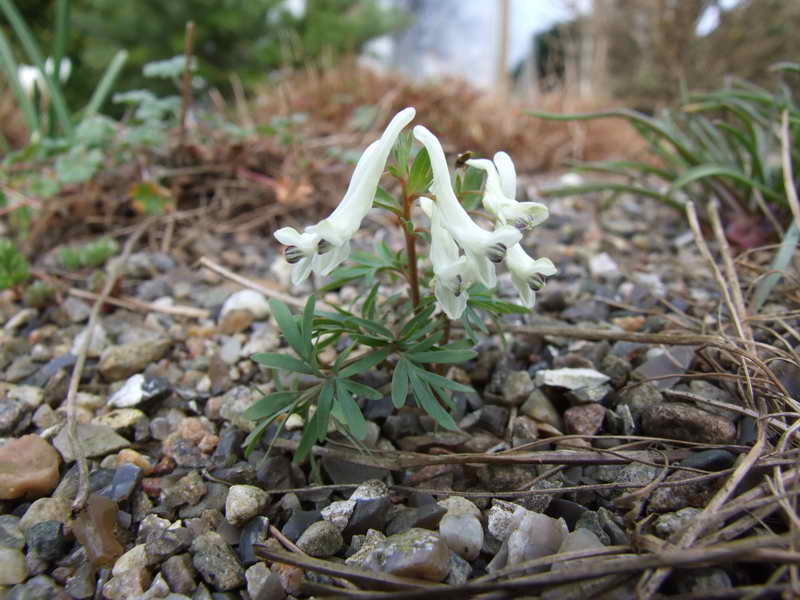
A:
401,183,420,308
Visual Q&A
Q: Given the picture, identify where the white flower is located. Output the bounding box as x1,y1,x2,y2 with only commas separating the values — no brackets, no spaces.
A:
275,107,416,284
420,197,477,319
467,152,549,230
413,126,521,288
505,243,557,308
18,58,72,97
17,65,40,97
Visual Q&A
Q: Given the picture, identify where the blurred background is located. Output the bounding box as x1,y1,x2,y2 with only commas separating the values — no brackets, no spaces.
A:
2,0,800,199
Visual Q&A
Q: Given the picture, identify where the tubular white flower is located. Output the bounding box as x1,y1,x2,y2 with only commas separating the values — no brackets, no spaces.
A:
413,126,521,288
467,152,549,231
505,244,558,308
17,65,40,97
420,197,475,319
274,107,416,284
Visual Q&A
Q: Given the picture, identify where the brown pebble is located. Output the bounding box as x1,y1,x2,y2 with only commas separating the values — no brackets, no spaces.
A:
117,449,153,475
564,403,606,437
641,402,736,444
218,309,255,335
72,494,124,568
0,434,61,500
141,478,162,498
152,455,176,476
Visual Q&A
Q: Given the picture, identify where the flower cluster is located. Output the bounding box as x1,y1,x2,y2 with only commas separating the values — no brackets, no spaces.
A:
274,107,556,318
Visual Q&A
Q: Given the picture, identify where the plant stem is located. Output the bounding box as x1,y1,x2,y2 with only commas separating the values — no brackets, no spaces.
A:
401,184,420,308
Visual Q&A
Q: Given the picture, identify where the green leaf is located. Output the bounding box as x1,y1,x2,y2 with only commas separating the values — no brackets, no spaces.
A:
340,378,383,401
406,331,444,353
302,295,316,358
410,374,459,431
407,147,432,194
252,352,314,375
316,382,334,442
293,414,318,464
399,303,437,339
335,382,367,440
243,390,299,420
414,367,474,393
338,346,393,378
391,358,409,408
407,349,477,364
361,281,380,321
374,186,401,215
269,299,306,359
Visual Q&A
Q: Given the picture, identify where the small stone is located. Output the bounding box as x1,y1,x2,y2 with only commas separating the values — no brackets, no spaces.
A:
632,345,696,389
178,482,228,519
589,252,619,278
225,484,270,527
218,309,255,335
574,511,610,545
0,547,27,584
72,494,124,568
19,497,71,532
321,500,356,531
282,509,322,542
164,470,207,508
476,405,509,436
116,448,154,474
162,553,197,595
654,507,703,538
220,290,270,320
348,528,450,582
0,435,61,499
239,516,270,566
439,512,483,560
191,531,245,592
511,415,539,447
641,402,737,444
501,371,534,406
446,552,472,585
71,323,110,358
343,496,391,537
520,389,562,430
92,408,146,431
614,382,663,421
296,520,343,558
5,356,38,382
25,520,69,561
648,470,719,513
679,449,736,472
102,567,152,600
0,515,25,550
246,563,284,600
62,297,91,322
53,423,130,461
535,368,610,390
145,526,192,563
555,528,605,558
564,403,606,436
386,503,447,536
568,383,612,404
99,338,172,382
504,512,567,572
112,543,149,577
65,562,95,599
0,397,25,435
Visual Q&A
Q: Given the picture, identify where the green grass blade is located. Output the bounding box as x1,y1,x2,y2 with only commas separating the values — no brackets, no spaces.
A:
0,0,72,136
668,164,784,206
751,221,799,313
83,49,127,119
335,381,367,440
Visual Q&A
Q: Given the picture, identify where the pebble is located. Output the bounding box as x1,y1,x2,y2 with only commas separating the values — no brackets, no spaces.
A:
225,484,270,526
162,553,197,595
282,509,322,542
220,290,271,320
0,515,25,550
92,408,145,430
98,338,172,381
501,371,534,406
70,323,110,358
163,470,207,508
641,402,737,444
563,403,606,436
239,516,270,566
25,520,69,561
190,531,245,592
520,389,562,430
348,528,451,582
53,423,130,461
648,470,719,513
296,520,343,557
535,368,610,390
493,511,568,573
72,494,124,567
614,382,663,420
19,497,71,532
102,567,152,599
439,512,483,560
589,252,620,278
386,503,447,536
112,543,149,577
0,435,61,499
62,297,91,322
145,526,192,563
0,547,28,585
654,507,702,538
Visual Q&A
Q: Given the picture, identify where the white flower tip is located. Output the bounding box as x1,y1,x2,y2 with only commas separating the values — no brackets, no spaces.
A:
419,196,434,218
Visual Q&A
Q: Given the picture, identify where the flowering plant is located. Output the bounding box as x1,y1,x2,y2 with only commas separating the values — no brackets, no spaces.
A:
248,107,556,461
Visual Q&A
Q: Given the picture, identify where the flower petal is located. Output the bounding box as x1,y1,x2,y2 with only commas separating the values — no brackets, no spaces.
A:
435,277,468,319
493,151,517,199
